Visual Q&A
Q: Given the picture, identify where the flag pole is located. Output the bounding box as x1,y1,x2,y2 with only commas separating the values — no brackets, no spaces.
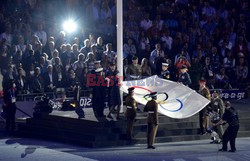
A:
116,0,123,113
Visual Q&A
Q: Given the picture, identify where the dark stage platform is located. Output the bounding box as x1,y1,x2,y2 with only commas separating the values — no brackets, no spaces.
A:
16,99,250,148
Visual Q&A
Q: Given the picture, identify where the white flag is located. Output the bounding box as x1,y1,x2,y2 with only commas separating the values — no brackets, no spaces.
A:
121,75,210,119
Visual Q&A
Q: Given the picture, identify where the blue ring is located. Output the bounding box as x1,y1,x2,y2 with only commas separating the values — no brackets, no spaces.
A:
159,99,183,112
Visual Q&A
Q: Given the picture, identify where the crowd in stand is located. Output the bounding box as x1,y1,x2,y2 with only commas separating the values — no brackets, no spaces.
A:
0,0,249,96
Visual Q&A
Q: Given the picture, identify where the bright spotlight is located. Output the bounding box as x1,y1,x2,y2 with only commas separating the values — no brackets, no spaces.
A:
63,19,77,33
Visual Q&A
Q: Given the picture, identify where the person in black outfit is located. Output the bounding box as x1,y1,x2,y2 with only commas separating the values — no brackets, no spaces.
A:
3,79,17,132
43,65,57,92
15,68,28,94
178,65,192,86
214,101,240,152
31,67,44,93
106,63,121,119
92,68,106,117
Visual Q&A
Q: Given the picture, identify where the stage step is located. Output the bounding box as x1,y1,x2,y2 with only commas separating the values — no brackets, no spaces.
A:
17,108,250,148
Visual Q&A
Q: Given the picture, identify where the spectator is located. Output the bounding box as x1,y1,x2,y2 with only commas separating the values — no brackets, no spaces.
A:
223,49,235,79
85,52,96,73
101,17,115,39
63,58,72,75
61,44,72,66
175,56,191,74
86,0,100,26
140,13,152,31
210,47,221,71
15,68,28,94
66,68,80,91
89,33,96,46
141,58,152,78
23,49,36,72
72,53,86,80
96,37,105,61
31,67,44,93
72,44,80,62
101,54,110,71
16,35,26,54
124,38,136,63
235,57,248,89
104,43,116,62
203,57,215,89
37,56,48,75
54,65,65,89
43,65,56,92
74,37,82,49
155,15,164,31
33,23,47,47
235,36,248,57
100,1,112,22
46,41,56,59
0,23,12,46
56,31,66,49
80,39,91,57
13,50,23,66
126,56,141,80
150,43,163,70
192,44,205,63
202,1,216,18
215,68,232,89
50,50,60,65
174,43,191,64
0,0,248,97
161,30,173,51
189,57,203,90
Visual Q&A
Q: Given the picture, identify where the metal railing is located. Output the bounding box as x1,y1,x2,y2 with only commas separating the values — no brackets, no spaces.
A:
16,89,93,102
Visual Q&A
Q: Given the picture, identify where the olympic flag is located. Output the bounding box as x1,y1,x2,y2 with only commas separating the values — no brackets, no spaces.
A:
121,75,210,119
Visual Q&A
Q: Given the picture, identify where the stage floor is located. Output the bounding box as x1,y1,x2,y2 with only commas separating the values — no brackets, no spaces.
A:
49,105,148,122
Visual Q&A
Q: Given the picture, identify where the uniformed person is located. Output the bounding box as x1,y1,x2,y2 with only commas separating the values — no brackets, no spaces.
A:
178,65,192,86
214,101,239,152
91,60,102,74
124,87,137,141
198,79,211,135
92,68,106,117
3,79,17,132
160,63,170,80
211,91,225,140
126,56,141,80
106,63,121,120
144,92,159,149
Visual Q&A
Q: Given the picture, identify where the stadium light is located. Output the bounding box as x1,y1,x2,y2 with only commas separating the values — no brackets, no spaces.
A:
63,19,77,33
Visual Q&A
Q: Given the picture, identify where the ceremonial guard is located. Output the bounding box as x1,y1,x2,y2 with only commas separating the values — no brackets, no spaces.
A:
178,65,191,86
210,91,225,140
3,79,17,132
144,92,159,149
107,62,121,120
92,68,106,117
160,63,170,80
199,79,211,135
215,101,239,152
126,56,141,80
124,87,137,141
